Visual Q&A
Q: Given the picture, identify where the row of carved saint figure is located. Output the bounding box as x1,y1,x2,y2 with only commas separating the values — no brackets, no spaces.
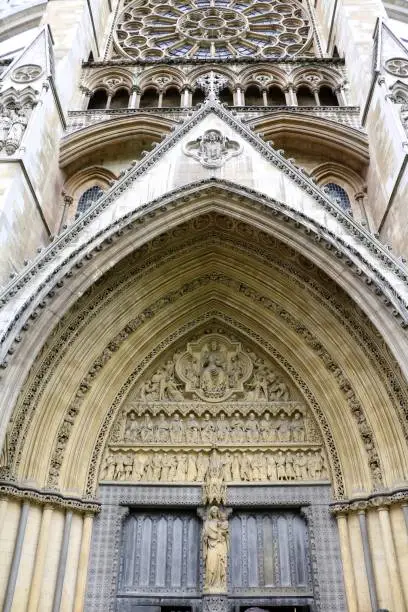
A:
123,411,306,444
102,449,327,483
0,105,30,155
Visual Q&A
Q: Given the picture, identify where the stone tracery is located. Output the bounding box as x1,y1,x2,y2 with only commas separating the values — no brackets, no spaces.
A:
113,0,314,61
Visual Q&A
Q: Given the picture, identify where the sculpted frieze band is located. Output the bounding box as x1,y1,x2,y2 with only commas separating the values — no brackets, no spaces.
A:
101,448,328,484
116,408,312,446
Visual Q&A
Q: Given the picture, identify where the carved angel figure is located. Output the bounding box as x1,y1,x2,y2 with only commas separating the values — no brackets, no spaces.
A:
202,506,229,592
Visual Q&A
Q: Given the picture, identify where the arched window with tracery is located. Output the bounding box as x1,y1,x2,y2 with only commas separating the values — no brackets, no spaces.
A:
268,85,286,106
323,183,351,212
76,185,104,217
296,86,316,106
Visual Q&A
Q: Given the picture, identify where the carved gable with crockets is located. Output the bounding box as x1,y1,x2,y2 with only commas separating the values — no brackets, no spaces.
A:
102,330,328,486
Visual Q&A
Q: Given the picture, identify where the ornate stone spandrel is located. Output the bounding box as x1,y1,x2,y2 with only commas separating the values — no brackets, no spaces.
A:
183,129,243,169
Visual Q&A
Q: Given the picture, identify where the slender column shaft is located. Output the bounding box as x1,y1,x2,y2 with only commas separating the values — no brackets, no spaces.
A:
105,93,112,110
313,88,320,106
358,511,378,611
3,500,30,612
27,505,54,612
262,90,268,106
378,506,405,610
336,514,358,612
403,504,408,533
0,497,8,538
52,510,73,612
158,92,163,107
73,514,93,612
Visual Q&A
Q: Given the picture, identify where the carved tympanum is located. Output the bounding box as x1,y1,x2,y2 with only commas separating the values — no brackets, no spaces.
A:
136,333,291,403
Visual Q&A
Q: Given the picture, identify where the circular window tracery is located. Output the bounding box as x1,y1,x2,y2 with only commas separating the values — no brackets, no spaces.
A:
114,0,313,61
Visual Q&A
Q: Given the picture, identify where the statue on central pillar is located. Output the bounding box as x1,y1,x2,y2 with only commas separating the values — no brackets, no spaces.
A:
202,505,229,592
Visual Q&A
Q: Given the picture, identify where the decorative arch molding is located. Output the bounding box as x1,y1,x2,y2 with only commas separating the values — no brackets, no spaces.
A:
310,161,365,195
63,165,118,198
82,67,134,93
247,113,369,170
60,114,175,167
5,217,408,504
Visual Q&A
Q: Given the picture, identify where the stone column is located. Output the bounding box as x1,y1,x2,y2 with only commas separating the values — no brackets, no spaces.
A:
234,86,243,106
26,504,54,612
336,513,358,612
285,85,296,106
335,84,347,106
80,87,92,110
73,513,94,612
158,91,164,108
262,89,268,106
313,88,320,106
3,500,30,612
182,87,192,107
0,496,8,537
52,509,73,612
354,191,369,226
130,86,140,109
403,503,408,533
357,509,378,610
377,504,405,611
105,92,113,110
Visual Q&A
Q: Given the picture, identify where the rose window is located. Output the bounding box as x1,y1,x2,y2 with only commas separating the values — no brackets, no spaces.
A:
114,0,313,60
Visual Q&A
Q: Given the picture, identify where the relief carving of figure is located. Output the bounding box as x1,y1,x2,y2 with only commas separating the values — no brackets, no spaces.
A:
187,453,198,481
277,413,291,442
186,413,200,444
156,413,170,443
102,454,116,480
0,107,12,151
184,129,242,169
276,451,287,481
222,453,232,482
267,454,277,481
197,452,210,481
217,413,230,442
201,341,228,397
139,414,154,443
175,454,187,481
259,413,272,442
5,107,28,155
240,453,252,481
246,412,259,443
202,506,229,592
231,412,244,443
201,413,215,444
170,413,185,444
291,412,306,442
203,451,227,504
124,412,139,442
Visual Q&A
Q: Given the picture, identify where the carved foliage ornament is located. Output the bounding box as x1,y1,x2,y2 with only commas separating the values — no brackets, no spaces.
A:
183,130,242,169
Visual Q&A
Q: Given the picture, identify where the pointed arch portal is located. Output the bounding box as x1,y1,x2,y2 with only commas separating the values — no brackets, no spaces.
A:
1,102,408,612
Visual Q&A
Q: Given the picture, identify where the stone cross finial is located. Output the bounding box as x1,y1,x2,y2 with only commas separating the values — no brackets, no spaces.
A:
196,71,228,102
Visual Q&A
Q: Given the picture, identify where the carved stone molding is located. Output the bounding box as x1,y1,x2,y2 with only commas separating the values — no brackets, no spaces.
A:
0,479,100,514
330,487,408,515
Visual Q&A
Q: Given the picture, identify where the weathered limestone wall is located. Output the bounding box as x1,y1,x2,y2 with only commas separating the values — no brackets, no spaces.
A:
316,0,408,256
0,0,112,285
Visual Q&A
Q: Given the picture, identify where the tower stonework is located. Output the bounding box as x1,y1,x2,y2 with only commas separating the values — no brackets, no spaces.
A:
1,1,408,611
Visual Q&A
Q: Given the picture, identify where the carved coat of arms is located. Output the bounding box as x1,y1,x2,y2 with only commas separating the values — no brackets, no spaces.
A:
183,129,242,168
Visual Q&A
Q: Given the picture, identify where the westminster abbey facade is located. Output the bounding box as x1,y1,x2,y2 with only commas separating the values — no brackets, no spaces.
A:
0,0,408,610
